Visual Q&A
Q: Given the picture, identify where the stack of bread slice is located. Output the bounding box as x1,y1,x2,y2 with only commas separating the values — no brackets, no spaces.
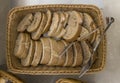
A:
14,33,84,67
14,10,100,67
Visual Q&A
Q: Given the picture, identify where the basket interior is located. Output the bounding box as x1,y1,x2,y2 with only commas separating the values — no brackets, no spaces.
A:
7,5,105,74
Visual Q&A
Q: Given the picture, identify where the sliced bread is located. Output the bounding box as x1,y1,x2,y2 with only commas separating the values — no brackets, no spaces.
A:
77,26,89,41
83,13,93,31
42,10,52,33
14,33,26,58
72,42,83,67
62,40,74,67
40,38,51,64
31,41,42,66
32,13,47,40
79,12,84,25
63,12,69,27
17,13,33,32
47,38,59,66
54,12,66,38
21,33,31,59
27,12,42,32
56,40,66,66
80,40,92,66
89,22,97,44
47,12,60,37
92,23,101,48
83,13,96,44
21,40,35,66
63,11,82,42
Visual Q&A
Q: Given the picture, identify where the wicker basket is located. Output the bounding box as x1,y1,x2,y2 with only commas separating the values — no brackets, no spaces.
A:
56,78,86,83
7,4,106,75
0,70,23,83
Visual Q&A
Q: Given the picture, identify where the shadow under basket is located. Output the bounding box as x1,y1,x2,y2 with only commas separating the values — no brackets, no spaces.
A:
7,4,106,75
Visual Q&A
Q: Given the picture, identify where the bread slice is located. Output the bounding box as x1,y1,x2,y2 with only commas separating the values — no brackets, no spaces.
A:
27,12,42,32
79,12,83,25
77,26,89,41
14,33,26,59
21,33,31,59
47,12,60,37
55,12,69,39
80,27,89,37
83,13,96,44
32,13,47,40
54,12,66,37
21,40,35,66
72,42,83,67
40,38,51,64
92,23,100,47
17,13,33,32
47,38,59,66
83,13,93,31
42,10,52,33
31,41,42,66
56,40,66,66
63,11,82,42
63,12,69,27
80,40,92,66
89,22,97,44
62,40,74,67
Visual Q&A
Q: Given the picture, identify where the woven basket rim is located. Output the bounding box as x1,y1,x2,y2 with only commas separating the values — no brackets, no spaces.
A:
0,70,23,83
7,4,106,75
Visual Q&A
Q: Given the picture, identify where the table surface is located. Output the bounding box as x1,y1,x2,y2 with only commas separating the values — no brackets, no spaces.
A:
0,0,120,83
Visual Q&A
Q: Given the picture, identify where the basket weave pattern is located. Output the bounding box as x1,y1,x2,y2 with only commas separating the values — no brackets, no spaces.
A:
0,70,23,83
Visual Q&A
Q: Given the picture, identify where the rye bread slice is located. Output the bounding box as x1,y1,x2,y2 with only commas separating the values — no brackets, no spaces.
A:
63,12,69,27
14,33,30,59
17,13,33,32
89,22,97,44
55,12,66,37
77,26,89,41
80,27,89,38
83,13,96,44
80,40,92,66
92,23,101,47
56,40,66,66
27,12,42,32
79,12,84,25
21,33,31,59
47,12,60,37
47,38,59,66
62,40,74,67
72,42,83,67
31,41,42,66
55,12,69,39
40,38,51,64
83,13,93,31
32,13,47,40
14,33,26,58
63,11,82,42
42,10,52,33
21,40,35,66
